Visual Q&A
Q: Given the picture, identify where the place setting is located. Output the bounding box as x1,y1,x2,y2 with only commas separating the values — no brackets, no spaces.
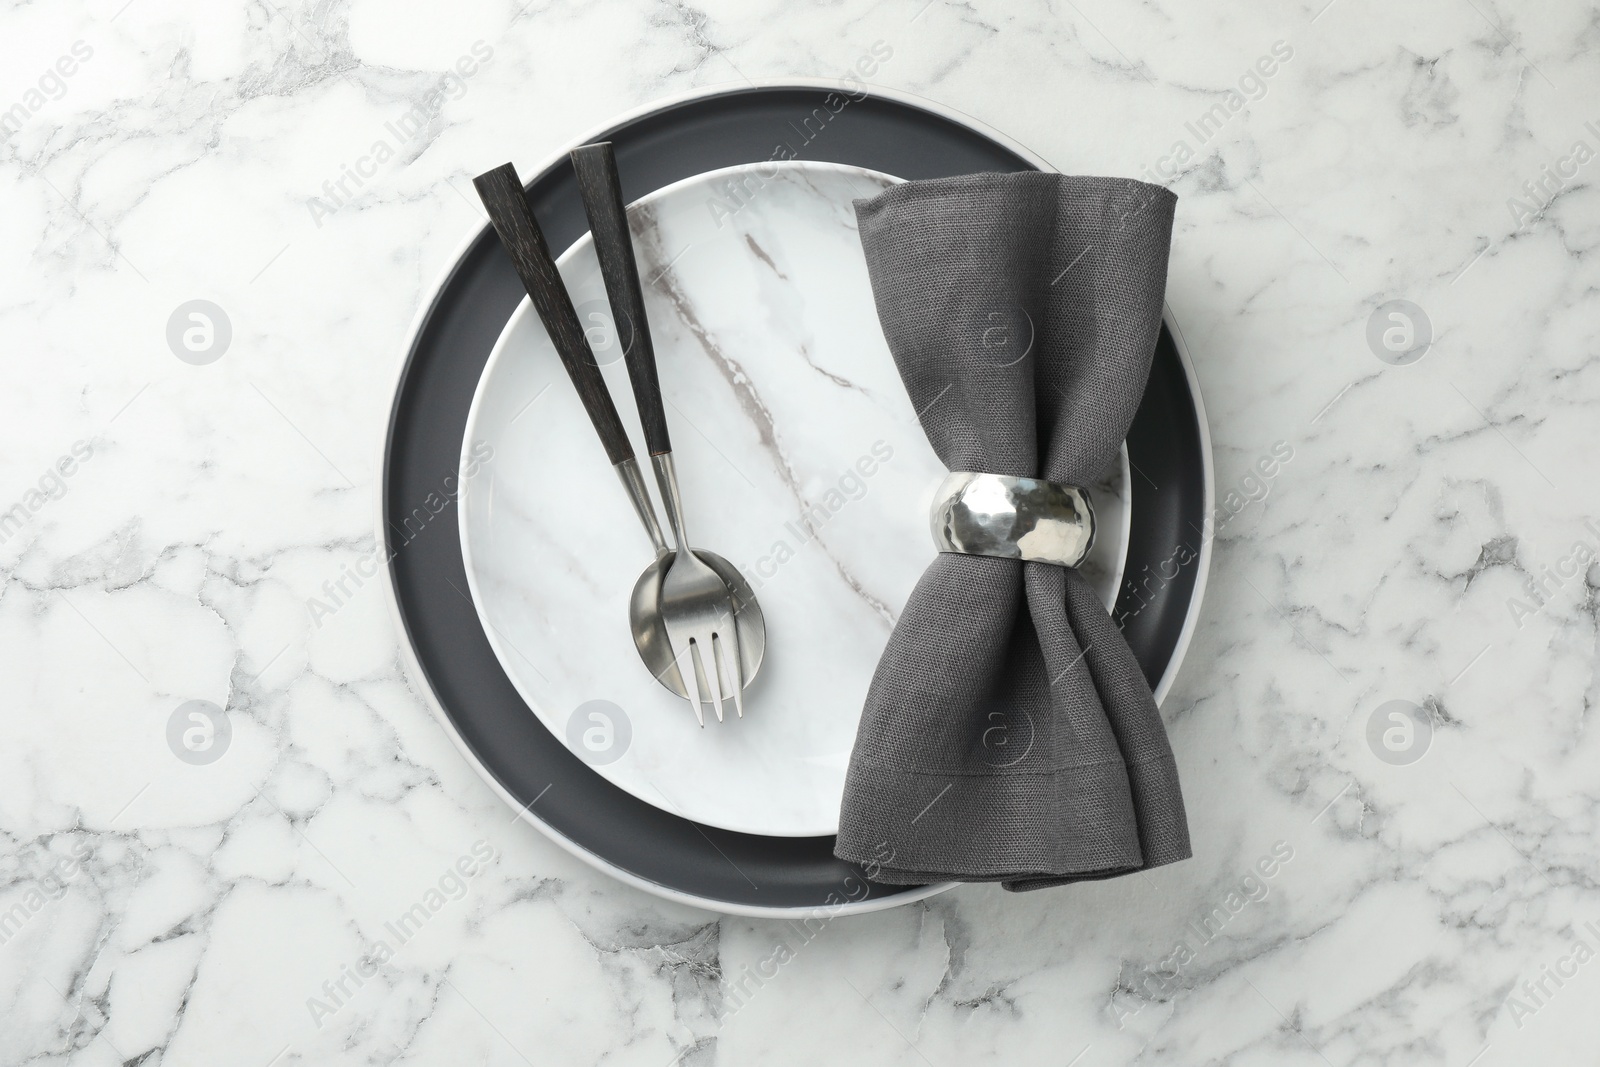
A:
382,84,1213,916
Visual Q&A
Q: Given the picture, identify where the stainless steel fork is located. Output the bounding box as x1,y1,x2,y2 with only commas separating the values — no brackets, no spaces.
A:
477,154,761,728
652,452,744,724
571,141,748,726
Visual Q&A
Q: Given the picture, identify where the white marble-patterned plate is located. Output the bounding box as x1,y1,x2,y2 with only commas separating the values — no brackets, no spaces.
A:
458,161,1130,838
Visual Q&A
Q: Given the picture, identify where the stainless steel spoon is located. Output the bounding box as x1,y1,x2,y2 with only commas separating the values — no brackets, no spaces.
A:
613,460,765,701
473,162,766,707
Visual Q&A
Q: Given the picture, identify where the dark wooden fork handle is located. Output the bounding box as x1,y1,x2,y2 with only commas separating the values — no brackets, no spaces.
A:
472,162,633,465
570,142,672,457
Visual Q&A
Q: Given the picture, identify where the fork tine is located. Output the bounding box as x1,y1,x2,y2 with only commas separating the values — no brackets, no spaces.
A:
701,636,726,723
679,641,705,728
714,630,743,719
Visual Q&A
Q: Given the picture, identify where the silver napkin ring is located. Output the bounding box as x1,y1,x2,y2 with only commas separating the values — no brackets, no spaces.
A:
929,471,1096,568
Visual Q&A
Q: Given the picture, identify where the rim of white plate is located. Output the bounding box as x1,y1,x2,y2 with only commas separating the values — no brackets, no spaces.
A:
377,79,1215,919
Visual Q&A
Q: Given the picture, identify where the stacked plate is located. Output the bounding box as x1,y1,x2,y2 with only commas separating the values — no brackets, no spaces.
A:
381,83,1212,917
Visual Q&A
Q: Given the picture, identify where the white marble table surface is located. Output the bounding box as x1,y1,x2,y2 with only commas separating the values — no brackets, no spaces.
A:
3,1,1598,1064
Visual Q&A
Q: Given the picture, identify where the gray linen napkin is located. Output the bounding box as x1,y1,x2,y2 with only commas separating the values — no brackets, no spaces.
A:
834,172,1191,890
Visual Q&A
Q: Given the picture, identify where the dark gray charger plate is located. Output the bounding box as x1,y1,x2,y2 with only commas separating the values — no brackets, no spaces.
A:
383,85,1207,912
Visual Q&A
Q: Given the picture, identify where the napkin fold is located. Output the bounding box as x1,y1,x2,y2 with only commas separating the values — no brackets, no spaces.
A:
834,172,1191,890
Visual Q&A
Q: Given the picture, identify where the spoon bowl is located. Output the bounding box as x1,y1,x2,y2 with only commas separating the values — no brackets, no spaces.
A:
630,550,765,698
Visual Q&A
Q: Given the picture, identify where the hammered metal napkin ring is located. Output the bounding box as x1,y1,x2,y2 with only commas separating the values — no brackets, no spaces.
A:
929,472,1096,568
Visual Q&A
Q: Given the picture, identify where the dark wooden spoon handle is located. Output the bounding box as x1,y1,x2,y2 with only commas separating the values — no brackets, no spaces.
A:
472,162,633,465
570,142,672,457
